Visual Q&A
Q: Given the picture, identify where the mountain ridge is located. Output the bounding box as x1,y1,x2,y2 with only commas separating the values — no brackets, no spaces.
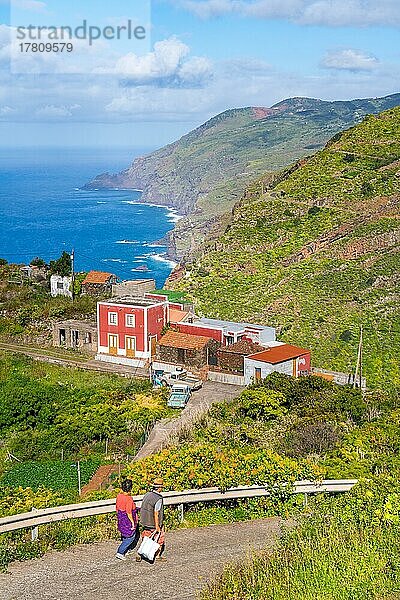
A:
84,93,400,259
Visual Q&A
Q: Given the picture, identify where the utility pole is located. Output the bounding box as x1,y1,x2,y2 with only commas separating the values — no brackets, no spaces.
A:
71,248,75,302
353,326,363,389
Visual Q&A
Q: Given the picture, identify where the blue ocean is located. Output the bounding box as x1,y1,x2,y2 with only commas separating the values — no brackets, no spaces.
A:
0,147,179,288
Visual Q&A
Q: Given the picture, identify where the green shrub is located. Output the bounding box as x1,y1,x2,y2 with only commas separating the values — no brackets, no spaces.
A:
238,389,287,421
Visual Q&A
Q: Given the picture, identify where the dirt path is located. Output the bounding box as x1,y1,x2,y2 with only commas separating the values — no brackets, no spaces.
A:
0,518,282,600
0,342,148,378
134,381,244,460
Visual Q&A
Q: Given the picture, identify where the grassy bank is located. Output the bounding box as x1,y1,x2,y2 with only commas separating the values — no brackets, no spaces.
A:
202,479,400,600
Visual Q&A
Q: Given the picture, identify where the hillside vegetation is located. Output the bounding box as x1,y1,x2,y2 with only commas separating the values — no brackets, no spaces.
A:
175,108,400,389
84,94,400,258
0,353,169,466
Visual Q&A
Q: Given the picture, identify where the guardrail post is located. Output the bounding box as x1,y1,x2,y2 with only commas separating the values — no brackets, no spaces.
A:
31,507,39,542
179,503,184,523
303,493,308,508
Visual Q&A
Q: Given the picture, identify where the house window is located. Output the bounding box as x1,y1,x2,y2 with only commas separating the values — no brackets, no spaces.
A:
126,314,135,327
57,282,64,290
85,332,92,344
108,312,118,326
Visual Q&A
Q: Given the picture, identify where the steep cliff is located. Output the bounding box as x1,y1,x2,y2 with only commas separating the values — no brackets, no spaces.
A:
84,93,400,258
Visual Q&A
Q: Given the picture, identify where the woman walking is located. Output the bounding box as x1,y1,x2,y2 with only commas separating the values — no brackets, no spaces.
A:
115,479,139,561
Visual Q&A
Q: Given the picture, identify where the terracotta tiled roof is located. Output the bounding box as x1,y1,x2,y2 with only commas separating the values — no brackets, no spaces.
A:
158,330,211,350
219,339,265,355
247,344,310,364
82,271,114,285
169,308,189,323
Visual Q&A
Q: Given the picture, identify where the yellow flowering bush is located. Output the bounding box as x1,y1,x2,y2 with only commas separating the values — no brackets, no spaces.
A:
124,443,321,493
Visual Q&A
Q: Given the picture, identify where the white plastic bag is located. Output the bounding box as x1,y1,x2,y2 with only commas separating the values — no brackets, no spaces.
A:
137,532,161,561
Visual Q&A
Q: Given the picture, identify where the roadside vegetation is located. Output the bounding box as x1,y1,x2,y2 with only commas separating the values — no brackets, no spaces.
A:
195,373,400,599
203,478,400,600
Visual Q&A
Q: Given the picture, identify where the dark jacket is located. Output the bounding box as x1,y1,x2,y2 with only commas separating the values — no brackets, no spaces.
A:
140,490,164,529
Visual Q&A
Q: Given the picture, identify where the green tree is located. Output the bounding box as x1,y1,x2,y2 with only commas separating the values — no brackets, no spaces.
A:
49,252,72,277
238,389,287,421
30,257,47,268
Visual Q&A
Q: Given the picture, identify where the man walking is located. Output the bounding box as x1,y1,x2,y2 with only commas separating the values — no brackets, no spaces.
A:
115,479,138,561
137,478,165,562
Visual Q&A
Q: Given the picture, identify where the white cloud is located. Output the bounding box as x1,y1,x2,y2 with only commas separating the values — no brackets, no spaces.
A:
107,37,212,87
171,0,400,26
36,104,80,118
105,85,209,118
321,49,380,71
11,0,47,12
0,105,16,115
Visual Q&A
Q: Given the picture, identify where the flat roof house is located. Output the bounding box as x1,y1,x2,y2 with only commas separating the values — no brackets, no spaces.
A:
174,318,276,346
244,344,311,385
50,275,73,299
53,320,97,353
112,279,155,298
96,295,168,367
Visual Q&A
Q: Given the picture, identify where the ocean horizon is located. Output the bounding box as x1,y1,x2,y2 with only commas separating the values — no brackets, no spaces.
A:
0,147,180,288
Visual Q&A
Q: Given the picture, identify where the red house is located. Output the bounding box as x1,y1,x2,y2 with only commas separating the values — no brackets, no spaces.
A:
96,296,168,367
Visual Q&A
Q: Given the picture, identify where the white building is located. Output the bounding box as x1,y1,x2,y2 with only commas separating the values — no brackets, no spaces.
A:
50,275,73,299
244,343,311,385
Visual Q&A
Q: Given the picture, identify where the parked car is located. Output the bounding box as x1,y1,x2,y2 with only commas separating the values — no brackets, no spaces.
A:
153,366,202,391
167,384,191,409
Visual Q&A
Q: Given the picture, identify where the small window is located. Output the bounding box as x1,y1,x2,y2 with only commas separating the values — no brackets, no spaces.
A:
85,332,92,344
108,312,118,326
126,314,135,327
57,282,64,289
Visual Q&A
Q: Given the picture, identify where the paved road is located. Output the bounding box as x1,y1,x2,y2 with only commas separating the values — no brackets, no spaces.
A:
135,381,244,460
0,518,282,600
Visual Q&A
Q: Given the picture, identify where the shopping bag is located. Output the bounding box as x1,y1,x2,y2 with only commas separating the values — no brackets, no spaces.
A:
137,532,161,561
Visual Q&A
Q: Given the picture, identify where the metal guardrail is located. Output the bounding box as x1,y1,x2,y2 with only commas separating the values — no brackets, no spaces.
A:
0,480,357,534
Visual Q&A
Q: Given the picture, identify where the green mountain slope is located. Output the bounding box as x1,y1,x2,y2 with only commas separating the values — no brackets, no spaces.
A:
84,94,400,258
173,107,400,390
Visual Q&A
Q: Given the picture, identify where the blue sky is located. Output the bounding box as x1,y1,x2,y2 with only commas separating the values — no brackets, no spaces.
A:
0,0,399,148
